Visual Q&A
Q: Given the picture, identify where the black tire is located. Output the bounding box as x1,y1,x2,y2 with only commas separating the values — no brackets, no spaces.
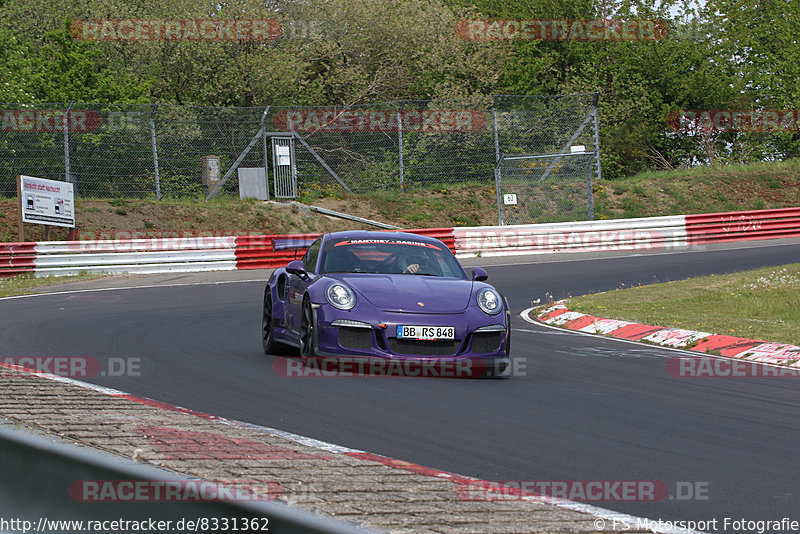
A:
299,297,315,365
262,288,278,355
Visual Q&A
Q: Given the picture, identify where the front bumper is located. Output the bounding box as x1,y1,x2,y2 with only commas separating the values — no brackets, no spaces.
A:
311,305,510,377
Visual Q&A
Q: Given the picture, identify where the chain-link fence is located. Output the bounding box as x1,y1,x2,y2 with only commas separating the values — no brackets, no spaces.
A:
0,94,600,224
493,93,600,225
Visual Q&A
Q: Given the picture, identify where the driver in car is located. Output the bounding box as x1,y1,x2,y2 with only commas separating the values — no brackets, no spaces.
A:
403,262,421,274
402,253,427,274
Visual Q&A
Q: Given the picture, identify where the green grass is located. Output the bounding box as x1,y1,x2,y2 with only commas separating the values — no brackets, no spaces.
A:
0,273,107,298
566,264,800,346
616,159,800,183
594,159,800,219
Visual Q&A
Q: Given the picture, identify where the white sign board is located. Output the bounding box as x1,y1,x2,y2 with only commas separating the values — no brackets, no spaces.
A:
276,145,291,166
19,175,75,228
503,193,518,206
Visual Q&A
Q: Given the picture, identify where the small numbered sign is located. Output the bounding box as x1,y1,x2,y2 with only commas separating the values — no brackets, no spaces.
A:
503,193,518,205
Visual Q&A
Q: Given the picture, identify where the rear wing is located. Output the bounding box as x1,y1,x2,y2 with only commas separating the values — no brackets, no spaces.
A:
271,237,317,261
271,237,317,251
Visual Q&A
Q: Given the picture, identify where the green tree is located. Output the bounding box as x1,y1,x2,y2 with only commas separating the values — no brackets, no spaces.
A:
0,29,36,101
27,27,148,102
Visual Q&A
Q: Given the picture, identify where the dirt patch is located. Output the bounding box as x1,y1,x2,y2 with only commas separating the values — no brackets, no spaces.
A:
0,198,380,242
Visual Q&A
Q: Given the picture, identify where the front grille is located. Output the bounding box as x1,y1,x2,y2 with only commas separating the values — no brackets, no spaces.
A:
338,327,374,350
388,338,460,356
470,332,503,354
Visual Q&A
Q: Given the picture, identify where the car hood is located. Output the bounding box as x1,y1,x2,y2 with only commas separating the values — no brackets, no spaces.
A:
332,274,472,313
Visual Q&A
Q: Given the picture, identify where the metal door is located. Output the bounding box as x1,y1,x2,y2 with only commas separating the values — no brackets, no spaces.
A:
271,136,297,198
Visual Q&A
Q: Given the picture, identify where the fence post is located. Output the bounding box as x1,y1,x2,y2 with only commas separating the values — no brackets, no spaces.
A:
492,96,504,226
398,100,405,192
150,103,161,200
587,158,594,220
261,105,271,201
592,91,602,182
64,101,74,188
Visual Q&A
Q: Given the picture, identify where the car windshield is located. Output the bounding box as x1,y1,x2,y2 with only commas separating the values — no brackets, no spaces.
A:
321,237,467,279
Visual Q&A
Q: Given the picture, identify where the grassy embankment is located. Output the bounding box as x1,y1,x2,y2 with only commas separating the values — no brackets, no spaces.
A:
564,264,800,347
1,159,800,242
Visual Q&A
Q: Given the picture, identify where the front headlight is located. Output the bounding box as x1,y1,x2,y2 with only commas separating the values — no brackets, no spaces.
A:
327,283,356,310
477,288,502,315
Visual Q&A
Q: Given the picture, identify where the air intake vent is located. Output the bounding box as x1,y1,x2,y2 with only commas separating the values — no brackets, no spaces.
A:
338,327,374,350
470,332,502,354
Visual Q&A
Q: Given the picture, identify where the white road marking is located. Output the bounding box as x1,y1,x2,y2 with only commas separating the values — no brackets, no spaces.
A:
0,279,265,301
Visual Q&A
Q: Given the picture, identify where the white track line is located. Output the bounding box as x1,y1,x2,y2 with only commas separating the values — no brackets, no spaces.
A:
0,279,265,301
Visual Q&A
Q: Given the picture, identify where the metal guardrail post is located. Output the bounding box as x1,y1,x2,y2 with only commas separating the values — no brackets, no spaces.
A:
150,103,161,200
592,91,602,183
64,100,74,188
492,97,504,226
261,105,271,201
398,100,405,192
587,158,594,220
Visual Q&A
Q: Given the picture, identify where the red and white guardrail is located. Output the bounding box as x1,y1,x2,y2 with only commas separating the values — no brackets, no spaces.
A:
0,228,455,278
453,215,688,257
1,207,798,278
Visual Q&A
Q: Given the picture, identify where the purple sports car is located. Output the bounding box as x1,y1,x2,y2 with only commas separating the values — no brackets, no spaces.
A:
262,231,510,377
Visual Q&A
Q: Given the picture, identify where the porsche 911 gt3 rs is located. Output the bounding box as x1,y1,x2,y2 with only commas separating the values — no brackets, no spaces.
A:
262,231,510,377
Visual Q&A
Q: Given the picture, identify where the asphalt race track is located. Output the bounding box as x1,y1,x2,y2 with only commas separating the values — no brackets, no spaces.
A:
3,242,800,530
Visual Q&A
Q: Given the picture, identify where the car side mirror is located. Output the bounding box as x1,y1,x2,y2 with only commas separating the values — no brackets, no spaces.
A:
472,267,488,281
286,260,308,279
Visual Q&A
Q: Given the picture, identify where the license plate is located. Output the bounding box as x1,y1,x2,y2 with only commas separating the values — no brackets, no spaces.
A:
396,325,455,341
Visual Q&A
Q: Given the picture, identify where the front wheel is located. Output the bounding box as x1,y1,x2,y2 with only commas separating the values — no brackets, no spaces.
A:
299,298,315,365
262,288,278,354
